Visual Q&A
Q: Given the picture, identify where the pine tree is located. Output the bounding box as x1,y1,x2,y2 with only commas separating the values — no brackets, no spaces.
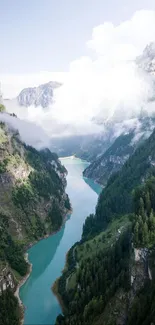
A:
139,197,145,220
134,221,139,246
142,222,149,246
145,191,151,215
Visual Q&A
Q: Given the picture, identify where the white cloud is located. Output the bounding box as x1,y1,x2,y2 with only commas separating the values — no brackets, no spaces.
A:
3,9,155,139
87,10,155,59
0,113,50,149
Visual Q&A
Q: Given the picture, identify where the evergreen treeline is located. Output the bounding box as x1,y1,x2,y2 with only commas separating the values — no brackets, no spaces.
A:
0,289,20,325
133,177,155,247
55,128,155,325
56,229,131,325
0,211,28,276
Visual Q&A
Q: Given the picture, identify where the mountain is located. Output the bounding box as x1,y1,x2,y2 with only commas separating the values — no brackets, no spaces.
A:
0,119,70,243
83,132,135,185
137,42,155,74
4,81,62,112
54,120,155,325
85,125,155,236
0,116,70,324
50,132,113,162
17,81,61,108
50,43,155,161
83,117,155,185
81,42,155,184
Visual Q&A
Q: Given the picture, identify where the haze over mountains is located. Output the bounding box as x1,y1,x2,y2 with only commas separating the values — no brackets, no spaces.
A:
2,40,155,186
2,10,155,158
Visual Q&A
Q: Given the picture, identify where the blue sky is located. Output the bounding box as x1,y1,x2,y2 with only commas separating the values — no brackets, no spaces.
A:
1,0,155,75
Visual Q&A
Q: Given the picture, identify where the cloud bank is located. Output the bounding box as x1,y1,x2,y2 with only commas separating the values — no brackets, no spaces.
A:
3,9,155,140
0,113,50,149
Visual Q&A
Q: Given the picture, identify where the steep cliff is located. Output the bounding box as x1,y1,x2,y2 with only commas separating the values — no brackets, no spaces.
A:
0,118,70,320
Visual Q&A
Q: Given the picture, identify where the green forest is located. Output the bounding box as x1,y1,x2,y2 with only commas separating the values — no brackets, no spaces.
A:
56,229,131,325
0,211,28,276
133,177,155,247
55,129,155,325
83,128,155,239
0,122,70,325
0,289,21,325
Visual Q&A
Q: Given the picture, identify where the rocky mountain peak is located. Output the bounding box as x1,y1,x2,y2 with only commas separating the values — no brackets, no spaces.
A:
17,81,62,108
137,42,155,74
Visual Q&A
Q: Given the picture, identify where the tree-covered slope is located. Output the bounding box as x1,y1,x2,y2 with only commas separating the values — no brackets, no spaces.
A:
82,127,155,238
53,127,155,325
0,120,70,324
0,122,69,243
55,176,155,325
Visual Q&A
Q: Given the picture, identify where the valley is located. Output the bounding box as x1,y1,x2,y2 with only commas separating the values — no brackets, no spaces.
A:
19,157,102,324
1,36,155,325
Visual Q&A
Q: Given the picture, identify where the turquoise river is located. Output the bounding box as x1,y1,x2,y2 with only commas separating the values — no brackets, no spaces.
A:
20,157,102,325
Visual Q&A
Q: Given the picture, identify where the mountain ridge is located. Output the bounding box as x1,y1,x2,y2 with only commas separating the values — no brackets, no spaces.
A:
83,117,155,185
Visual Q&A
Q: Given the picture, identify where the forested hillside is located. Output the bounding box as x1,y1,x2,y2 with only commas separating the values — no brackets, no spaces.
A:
54,128,155,325
55,178,155,325
0,118,70,324
83,128,155,239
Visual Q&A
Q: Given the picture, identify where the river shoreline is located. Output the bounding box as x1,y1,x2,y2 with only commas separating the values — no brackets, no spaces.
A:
51,248,71,318
14,254,32,325
18,159,101,325
16,208,72,325
52,278,67,314
60,155,76,160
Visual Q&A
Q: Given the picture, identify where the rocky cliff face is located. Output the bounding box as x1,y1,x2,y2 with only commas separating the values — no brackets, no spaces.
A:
17,81,61,108
0,265,16,293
